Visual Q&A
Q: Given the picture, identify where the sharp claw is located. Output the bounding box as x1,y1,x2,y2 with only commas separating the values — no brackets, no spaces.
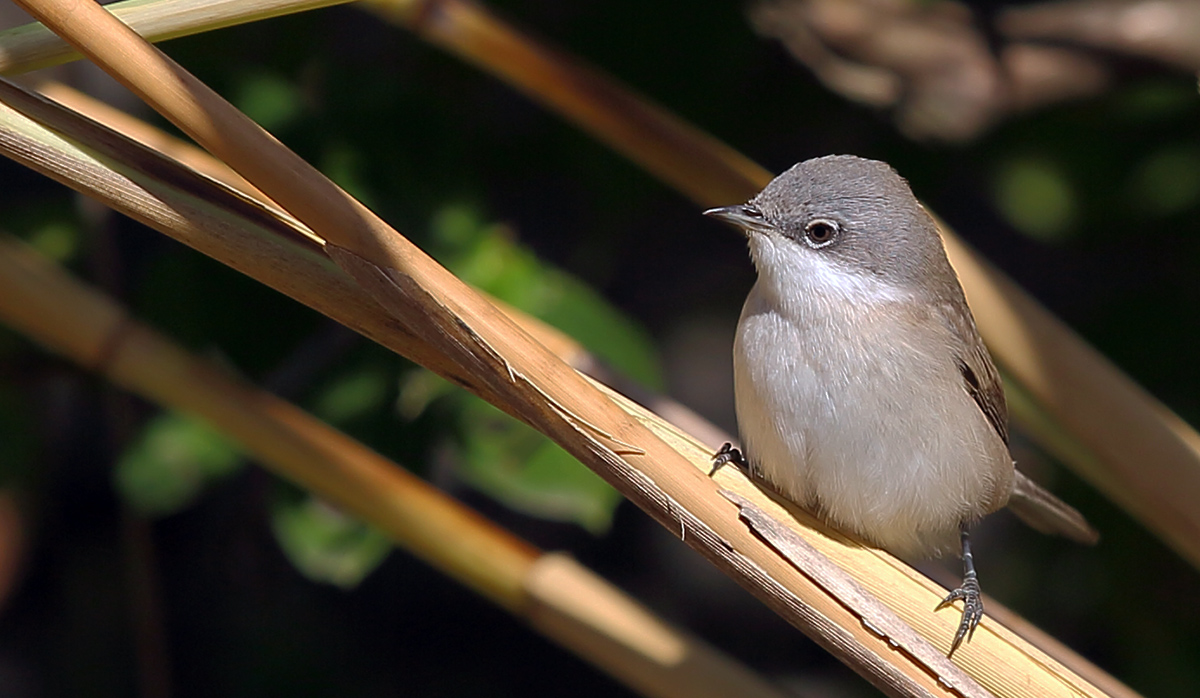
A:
938,524,985,657
938,575,983,658
935,589,963,609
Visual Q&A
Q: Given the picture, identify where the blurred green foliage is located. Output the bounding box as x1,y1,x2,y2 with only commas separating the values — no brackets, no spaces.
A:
231,70,304,133
114,412,242,516
2,1,1200,696
448,396,622,534
428,204,662,387
422,203,661,532
1128,145,1200,217
110,202,657,577
993,156,1077,242
311,362,392,424
270,485,392,589
6,195,82,263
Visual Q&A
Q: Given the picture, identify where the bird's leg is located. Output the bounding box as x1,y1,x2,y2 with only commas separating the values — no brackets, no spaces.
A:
936,523,983,657
709,442,749,476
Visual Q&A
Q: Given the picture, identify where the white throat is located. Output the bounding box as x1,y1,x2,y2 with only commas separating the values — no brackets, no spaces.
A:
733,233,1010,558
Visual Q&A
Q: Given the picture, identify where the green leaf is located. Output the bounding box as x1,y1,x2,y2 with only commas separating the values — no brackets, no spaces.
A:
452,398,622,534
27,219,80,263
231,71,303,132
993,157,1077,242
311,363,391,424
420,204,655,532
321,142,376,209
7,195,82,264
396,368,456,420
114,412,243,516
269,486,391,589
1128,146,1200,216
429,204,662,387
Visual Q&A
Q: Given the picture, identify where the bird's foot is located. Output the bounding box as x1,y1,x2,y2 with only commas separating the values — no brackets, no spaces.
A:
936,573,982,657
709,442,748,477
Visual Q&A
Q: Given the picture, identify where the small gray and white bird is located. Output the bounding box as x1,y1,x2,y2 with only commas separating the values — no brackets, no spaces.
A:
706,155,1097,655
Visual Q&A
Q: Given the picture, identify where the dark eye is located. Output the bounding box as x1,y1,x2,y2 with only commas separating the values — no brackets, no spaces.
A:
804,219,839,248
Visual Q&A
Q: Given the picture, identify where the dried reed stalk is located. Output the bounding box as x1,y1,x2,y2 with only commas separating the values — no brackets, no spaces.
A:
0,73,981,696
12,77,1138,698
0,0,351,74
365,0,1200,571
3,0,1196,580
0,0,1135,694
0,233,789,698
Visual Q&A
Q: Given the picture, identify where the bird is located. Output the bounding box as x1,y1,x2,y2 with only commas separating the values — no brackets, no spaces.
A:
705,155,1097,655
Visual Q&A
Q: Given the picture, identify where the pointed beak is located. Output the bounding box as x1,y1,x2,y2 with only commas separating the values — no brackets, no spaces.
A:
703,204,773,236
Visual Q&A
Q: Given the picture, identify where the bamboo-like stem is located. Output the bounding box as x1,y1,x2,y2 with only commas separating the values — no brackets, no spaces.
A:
2,3,963,693
362,0,1200,570
29,79,594,371
0,0,352,74
17,78,1129,694
32,79,719,444
0,234,789,698
6,0,1199,576
36,81,268,202
0,54,1113,698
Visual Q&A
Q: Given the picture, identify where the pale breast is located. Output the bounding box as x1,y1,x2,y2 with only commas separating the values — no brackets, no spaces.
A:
733,281,1012,559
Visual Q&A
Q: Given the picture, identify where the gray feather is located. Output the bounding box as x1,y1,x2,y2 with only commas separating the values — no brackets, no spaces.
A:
1009,470,1100,544
938,266,1097,544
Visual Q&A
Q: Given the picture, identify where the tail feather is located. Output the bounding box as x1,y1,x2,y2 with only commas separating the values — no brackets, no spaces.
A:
1008,470,1099,545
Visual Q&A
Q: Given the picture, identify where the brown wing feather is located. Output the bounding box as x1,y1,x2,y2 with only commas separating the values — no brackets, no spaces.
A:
956,352,1008,446
938,300,1099,543
938,300,1009,446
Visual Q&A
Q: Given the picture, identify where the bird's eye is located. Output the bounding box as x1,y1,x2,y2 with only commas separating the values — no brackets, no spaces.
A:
804,219,839,248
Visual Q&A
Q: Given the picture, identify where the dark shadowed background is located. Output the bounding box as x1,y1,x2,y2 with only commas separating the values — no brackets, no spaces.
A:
0,0,1197,696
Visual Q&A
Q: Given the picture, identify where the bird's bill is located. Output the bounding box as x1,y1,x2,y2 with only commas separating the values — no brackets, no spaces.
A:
703,204,774,236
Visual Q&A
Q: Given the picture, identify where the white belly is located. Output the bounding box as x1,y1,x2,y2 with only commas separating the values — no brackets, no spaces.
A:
732,282,1011,558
